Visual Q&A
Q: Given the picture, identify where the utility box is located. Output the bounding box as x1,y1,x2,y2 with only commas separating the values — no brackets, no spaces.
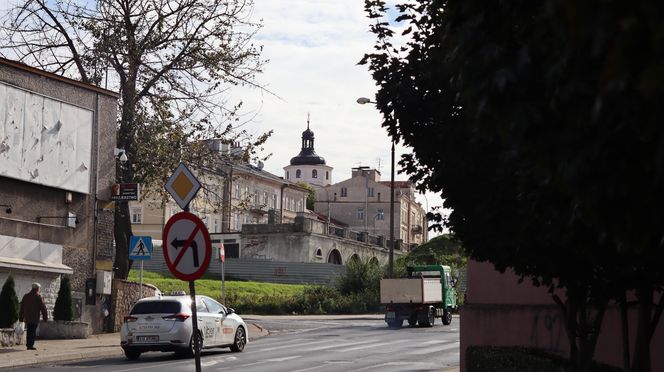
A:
96,270,112,295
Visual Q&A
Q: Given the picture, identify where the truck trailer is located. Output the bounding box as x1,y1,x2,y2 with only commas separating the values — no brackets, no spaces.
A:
379,265,457,328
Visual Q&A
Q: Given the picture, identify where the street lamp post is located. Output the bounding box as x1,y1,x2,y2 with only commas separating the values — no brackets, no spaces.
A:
357,97,396,278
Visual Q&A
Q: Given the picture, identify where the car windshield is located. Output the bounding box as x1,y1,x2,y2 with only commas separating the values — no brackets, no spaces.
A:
130,301,182,315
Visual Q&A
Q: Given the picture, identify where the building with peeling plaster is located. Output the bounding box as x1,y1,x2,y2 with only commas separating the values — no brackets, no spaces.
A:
0,58,118,334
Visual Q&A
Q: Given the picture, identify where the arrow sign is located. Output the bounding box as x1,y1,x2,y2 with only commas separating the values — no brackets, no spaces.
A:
162,212,211,281
171,237,199,267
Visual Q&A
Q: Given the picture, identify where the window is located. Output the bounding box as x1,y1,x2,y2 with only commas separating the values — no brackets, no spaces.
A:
296,169,301,178
234,214,242,230
326,171,329,180
272,193,278,209
213,218,220,233
202,298,224,314
284,197,290,210
235,183,240,198
245,186,250,199
263,191,268,205
367,187,374,197
312,169,318,178
297,200,302,212
130,206,143,224
341,187,348,197
357,208,365,220
376,208,385,220
254,191,260,206
286,171,289,179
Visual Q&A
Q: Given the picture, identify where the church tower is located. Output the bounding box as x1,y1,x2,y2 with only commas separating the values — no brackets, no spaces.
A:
283,115,333,187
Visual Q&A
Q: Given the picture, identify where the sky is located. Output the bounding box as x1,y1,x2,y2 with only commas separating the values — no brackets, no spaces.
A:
232,0,445,235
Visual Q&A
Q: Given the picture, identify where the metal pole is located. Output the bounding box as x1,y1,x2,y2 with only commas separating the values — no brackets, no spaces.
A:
189,281,202,372
139,261,143,298
222,260,226,305
389,140,395,278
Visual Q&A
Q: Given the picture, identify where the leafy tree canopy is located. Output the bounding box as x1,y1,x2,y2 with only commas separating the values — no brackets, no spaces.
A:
362,0,664,370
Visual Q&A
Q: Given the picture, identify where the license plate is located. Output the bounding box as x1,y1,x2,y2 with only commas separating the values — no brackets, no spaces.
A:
136,335,158,343
385,311,396,320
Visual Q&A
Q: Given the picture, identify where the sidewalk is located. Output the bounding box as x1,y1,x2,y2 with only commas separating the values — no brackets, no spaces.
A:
0,322,267,369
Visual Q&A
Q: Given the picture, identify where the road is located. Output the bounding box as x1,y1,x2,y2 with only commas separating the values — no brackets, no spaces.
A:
27,317,459,372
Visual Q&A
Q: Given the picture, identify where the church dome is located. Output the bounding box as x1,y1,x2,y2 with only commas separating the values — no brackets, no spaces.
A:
290,117,326,165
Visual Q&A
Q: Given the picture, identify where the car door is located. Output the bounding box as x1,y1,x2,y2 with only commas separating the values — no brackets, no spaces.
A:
203,297,232,345
194,297,215,347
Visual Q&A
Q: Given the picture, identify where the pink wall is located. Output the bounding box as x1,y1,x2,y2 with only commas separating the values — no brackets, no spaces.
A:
460,260,663,371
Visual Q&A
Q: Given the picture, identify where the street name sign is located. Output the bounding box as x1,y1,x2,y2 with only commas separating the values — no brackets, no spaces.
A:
162,212,211,281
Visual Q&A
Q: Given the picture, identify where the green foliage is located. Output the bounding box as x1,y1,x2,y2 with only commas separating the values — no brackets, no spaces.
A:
336,257,382,295
53,276,74,322
466,346,623,372
128,269,383,315
362,0,664,369
0,275,19,328
296,182,316,210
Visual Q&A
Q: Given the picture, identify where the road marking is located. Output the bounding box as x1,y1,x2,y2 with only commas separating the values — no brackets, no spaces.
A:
224,355,301,369
334,339,411,353
409,341,460,355
304,338,380,352
291,360,354,372
251,338,332,352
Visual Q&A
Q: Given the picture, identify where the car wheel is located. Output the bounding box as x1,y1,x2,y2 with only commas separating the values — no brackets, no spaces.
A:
230,326,246,352
442,308,453,325
124,349,141,360
182,330,203,357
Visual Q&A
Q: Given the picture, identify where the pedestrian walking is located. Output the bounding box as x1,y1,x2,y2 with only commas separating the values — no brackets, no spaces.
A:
19,283,48,350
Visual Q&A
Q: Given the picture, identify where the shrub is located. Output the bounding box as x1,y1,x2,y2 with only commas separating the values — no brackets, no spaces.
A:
336,257,382,296
53,276,74,321
0,275,19,328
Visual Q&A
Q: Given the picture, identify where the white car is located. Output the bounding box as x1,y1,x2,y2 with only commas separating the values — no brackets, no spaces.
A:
120,294,248,360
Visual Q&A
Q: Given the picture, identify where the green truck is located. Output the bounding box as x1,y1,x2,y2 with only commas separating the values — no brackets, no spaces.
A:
379,265,457,328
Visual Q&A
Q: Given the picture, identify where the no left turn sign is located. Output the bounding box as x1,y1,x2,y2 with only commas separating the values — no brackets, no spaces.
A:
162,212,212,281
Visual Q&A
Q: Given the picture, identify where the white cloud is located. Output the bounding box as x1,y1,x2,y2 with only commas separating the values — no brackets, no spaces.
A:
232,0,445,236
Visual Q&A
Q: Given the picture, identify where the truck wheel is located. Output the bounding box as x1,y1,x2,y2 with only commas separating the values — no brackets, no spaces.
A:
407,318,417,327
418,308,434,327
442,308,453,325
387,319,403,328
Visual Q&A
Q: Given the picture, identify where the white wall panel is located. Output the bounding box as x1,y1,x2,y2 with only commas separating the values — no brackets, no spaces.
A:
0,82,92,193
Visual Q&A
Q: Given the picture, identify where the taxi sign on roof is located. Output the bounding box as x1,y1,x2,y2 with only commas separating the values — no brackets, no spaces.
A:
165,162,201,210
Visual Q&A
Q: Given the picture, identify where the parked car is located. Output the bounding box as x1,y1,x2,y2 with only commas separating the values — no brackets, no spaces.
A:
120,294,248,360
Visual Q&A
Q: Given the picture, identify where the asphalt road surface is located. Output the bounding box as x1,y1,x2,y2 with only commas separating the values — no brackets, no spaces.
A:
28,317,459,372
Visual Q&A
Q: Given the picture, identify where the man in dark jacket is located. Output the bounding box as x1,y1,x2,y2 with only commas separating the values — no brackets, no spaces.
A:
19,283,48,350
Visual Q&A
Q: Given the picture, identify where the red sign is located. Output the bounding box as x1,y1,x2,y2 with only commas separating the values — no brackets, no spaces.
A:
219,244,225,263
162,212,211,281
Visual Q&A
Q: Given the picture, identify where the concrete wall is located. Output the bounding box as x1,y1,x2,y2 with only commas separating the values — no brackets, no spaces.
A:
0,58,118,334
461,260,664,371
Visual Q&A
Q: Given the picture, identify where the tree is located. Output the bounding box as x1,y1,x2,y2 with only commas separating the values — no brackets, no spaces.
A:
362,1,664,370
296,181,316,210
53,276,74,322
0,275,19,328
1,0,270,279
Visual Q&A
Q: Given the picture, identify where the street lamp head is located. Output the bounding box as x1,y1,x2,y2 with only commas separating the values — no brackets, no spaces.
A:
356,97,373,105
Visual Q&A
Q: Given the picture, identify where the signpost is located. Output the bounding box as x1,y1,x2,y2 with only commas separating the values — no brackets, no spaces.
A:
219,243,226,306
128,236,152,298
163,212,210,372
163,163,207,372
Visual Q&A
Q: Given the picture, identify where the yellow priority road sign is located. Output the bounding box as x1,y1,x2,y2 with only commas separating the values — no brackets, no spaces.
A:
165,162,202,210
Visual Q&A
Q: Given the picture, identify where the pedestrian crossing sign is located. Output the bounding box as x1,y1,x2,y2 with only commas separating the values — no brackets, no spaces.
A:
129,236,153,260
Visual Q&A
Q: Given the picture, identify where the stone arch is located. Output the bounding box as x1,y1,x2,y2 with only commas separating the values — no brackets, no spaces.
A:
327,249,342,265
369,257,379,266
315,248,323,258
349,254,360,264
